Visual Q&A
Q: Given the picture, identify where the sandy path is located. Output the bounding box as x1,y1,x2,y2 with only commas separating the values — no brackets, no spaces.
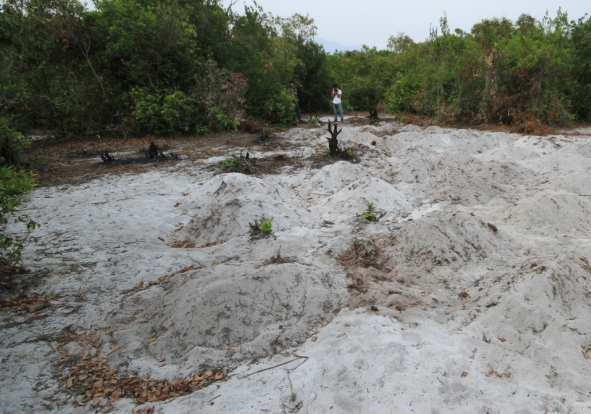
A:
2,120,591,413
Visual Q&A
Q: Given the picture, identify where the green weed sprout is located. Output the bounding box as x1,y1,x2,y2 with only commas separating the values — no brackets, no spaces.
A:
346,149,354,158
221,157,238,171
260,217,274,234
360,201,376,222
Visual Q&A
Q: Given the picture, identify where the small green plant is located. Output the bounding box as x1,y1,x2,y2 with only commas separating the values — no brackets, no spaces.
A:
210,107,240,131
0,117,31,165
308,116,321,126
221,157,239,171
0,166,37,266
346,149,354,158
260,217,273,234
360,201,377,222
221,154,257,174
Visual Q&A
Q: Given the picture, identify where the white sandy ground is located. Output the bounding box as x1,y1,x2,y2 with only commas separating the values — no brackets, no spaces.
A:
3,120,591,413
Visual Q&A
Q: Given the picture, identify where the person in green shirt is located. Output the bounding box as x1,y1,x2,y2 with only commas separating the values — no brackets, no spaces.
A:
288,80,304,125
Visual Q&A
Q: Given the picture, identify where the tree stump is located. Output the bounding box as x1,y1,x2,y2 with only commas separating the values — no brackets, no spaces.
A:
142,142,166,160
100,151,115,163
366,97,379,123
326,121,342,156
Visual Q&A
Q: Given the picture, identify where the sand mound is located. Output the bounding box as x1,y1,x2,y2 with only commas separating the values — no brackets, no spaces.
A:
386,210,502,267
400,124,422,132
336,127,380,147
182,174,310,245
382,131,424,152
384,152,531,205
339,210,506,312
312,176,411,222
470,254,591,395
525,152,591,174
507,190,591,235
384,128,513,156
549,173,591,195
300,161,370,197
114,263,347,367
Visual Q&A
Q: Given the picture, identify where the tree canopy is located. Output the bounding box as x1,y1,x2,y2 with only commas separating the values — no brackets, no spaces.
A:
1,2,590,139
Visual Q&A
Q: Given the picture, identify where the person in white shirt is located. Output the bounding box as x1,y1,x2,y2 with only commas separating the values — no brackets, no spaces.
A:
331,84,344,122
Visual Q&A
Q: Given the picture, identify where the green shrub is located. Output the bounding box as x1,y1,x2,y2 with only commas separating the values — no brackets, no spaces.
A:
360,201,377,222
384,74,423,114
210,107,240,131
0,117,30,166
260,217,273,234
308,116,321,126
221,157,239,171
161,91,193,132
220,155,257,174
130,87,164,133
0,166,37,266
264,88,295,125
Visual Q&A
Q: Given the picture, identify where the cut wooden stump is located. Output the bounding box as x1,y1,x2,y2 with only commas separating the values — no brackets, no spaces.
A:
100,151,115,163
326,121,342,156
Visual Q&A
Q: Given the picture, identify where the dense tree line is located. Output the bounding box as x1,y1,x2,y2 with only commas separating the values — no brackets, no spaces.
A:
0,0,331,140
1,2,591,142
328,11,591,130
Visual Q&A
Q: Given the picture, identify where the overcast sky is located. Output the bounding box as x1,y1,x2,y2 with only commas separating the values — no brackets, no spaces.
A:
227,0,589,49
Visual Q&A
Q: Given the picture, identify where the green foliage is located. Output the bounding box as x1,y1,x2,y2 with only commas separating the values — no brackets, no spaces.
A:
360,201,376,222
308,116,320,126
332,10,588,125
260,217,273,234
194,61,247,131
220,153,256,174
571,15,591,120
4,0,591,137
385,73,423,113
292,41,331,115
0,166,37,266
221,157,239,172
345,149,354,158
211,107,240,131
326,47,397,112
0,117,30,166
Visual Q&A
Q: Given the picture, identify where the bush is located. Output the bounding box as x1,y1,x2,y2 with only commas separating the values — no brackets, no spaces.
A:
0,166,37,266
360,201,376,222
0,117,31,166
194,61,247,131
263,88,295,125
260,217,273,234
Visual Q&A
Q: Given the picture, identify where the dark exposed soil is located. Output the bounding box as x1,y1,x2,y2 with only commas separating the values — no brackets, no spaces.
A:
29,113,585,188
28,130,301,188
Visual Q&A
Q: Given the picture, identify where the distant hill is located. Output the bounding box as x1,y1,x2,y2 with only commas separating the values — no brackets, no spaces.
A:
315,37,361,53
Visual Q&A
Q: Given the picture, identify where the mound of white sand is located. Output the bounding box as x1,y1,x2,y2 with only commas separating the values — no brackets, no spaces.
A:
183,174,311,245
300,161,370,197
111,262,348,368
336,127,380,147
468,253,591,396
386,210,503,267
549,172,591,195
384,152,532,205
507,190,591,235
312,176,412,222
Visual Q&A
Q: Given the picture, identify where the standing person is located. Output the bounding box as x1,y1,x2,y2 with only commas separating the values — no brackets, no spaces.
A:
288,80,303,125
332,84,344,122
